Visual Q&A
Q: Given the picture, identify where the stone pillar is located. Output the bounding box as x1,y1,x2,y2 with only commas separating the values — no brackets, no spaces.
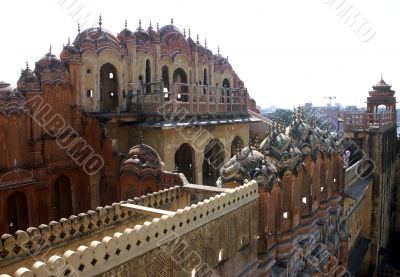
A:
89,173,101,209
195,151,204,185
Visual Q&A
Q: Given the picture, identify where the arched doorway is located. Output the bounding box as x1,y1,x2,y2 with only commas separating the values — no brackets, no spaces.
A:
202,139,225,186
231,136,244,157
54,175,73,219
175,143,195,183
7,191,29,233
100,63,118,112
173,68,188,102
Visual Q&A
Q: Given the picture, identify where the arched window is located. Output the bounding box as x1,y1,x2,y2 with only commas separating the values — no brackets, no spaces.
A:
100,63,118,112
145,60,151,93
162,65,170,92
173,68,188,102
222,78,231,103
54,175,73,219
222,78,230,88
7,191,29,233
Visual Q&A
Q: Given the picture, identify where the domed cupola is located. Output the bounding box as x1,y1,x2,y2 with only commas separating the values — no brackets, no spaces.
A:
117,20,137,46
367,76,397,115
60,37,82,63
0,81,28,117
73,15,124,56
35,46,70,86
17,63,40,92
214,47,232,71
133,19,151,44
121,136,165,179
369,76,395,97
146,22,159,42
159,19,191,61
186,29,197,52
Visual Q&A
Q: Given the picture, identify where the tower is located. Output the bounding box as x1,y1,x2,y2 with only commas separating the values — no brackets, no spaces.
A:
367,77,396,116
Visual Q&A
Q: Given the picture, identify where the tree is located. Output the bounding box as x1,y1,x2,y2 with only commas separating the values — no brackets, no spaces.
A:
264,109,293,126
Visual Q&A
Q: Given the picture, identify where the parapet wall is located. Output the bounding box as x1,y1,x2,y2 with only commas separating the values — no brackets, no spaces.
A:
0,186,184,268
1,181,258,277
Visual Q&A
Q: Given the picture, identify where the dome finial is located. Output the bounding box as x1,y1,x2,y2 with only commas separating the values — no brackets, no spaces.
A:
157,22,159,32
125,19,127,28
78,22,81,33
49,44,52,54
183,28,186,37
99,14,102,27
218,45,220,55
68,37,70,44
139,131,144,144
196,34,199,44
204,38,207,48
138,19,142,30
188,28,191,38
149,21,152,28
171,18,174,25
26,62,29,70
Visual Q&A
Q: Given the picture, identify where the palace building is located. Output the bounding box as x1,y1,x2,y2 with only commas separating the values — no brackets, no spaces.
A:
0,17,399,277
0,17,260,235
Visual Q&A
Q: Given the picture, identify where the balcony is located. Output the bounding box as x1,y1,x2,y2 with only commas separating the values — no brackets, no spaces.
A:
130,81,249,117
343,112,396,133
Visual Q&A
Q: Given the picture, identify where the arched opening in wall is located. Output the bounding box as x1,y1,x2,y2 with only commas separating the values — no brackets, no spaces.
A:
301,161,312,218
231,136,244,157
7,191,29,233
145,59,151,93
54,175,73,220
377,104,387,113
222,78,231,103
120,174,140,200
162,65,170,92
173,68,188,102
202,139,225,186
222,78,230,88
175,143,195,183
100,63,118,112
320,163,327,199
140,177,158,195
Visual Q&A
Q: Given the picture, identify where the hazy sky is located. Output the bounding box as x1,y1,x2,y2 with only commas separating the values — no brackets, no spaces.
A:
1,0,399,108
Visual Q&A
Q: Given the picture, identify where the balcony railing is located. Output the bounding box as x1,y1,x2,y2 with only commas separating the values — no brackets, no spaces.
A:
129,81,249,116
344,112,396,133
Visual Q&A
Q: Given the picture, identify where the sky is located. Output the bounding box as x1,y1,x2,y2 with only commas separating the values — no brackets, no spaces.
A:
1,0,399,109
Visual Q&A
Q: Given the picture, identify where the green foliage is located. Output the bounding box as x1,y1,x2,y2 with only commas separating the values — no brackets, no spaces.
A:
264,109,293,126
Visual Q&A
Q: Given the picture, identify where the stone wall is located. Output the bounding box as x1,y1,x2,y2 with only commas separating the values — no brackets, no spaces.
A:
0,186,185,274
0,181,258,277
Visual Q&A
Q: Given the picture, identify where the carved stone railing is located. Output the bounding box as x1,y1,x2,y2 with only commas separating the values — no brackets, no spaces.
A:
344,112,396,133
129,81,248,117
0,181,258,277
0,186,184,268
